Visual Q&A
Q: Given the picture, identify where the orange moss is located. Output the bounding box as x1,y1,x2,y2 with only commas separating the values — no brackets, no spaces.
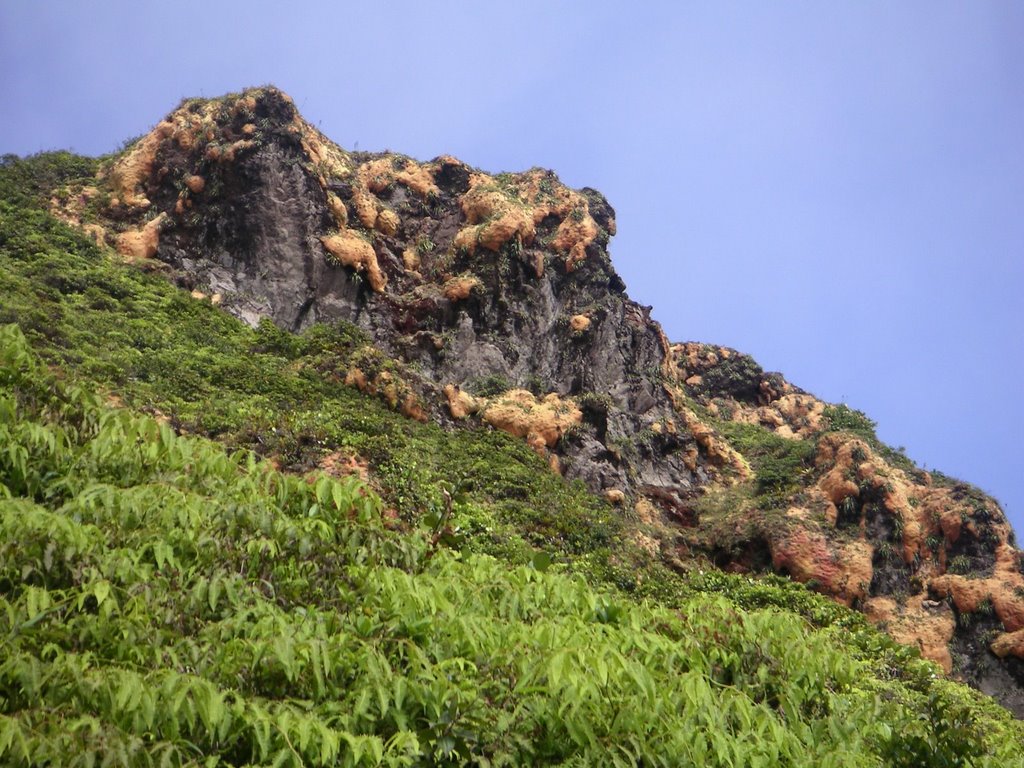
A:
816,445,862,508
400,394,427,422
321,232,386,292
519,169,605,270
730,392,826,440
553,214,599,271
395,161,441,198
661,318,1024,675
345,367,427,423
344,368,368,391
815,434,934,565
375,208,399,236
992,629,1024,659
359,156,440,199
769,528,872,606
451,169,604,259
675,406,750,479
343,157,434,238
81,223,107,247
351,189,379,230
105,87,333,217
812,434,987,578
50,185,108,248
864,597,955,672
318,450,370,482
483,390,581,453
605,489,626,505
569,314,591,333
771,394,825,437
326,192,348,228
402,247,421,272
108,121,174,209
443,384,483,419
232,95,258,116
455,179,536,255
205,139,256,163
295,117,351,180
930,544,1024,644
364,159,401,194
667,343,827,439
189,290,221,305
808,428,1024,663
115,213,167,261
530,251,545,278
443,275,481,301
444,385,581,463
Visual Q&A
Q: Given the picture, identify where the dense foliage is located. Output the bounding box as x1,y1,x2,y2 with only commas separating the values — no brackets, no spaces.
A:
3,152,1024,765
3,324,1021,766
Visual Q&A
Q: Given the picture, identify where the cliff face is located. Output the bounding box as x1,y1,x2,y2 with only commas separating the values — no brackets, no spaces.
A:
73,87,703,509
53,86,1024,714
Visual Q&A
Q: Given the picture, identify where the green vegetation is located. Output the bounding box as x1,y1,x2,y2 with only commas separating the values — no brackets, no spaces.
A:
716,421,816,502
821,404,923,473
2,152,1024,765
696,351,764,402
4,324,1023,765
822,404,878,440
464,374,512,398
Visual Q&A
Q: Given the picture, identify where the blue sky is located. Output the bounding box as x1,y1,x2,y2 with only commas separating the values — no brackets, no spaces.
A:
2,2,1021,535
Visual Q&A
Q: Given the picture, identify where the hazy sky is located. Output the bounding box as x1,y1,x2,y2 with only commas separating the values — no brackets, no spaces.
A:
2,2,1021,535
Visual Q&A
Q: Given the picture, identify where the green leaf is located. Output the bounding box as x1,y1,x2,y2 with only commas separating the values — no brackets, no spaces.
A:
115,673,143,714
208,574,222,613
24,585,50,620
366,735,384,765
319,726,340,765
93,580,111,607
274,636,296,682
331,482,346,512
530,551,552,572
296,716,312,754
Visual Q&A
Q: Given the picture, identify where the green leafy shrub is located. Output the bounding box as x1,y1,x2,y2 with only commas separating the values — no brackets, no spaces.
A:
3,326,1020,766
717,421,815,500
695,352,764,402
0,151,98,205
822,404,878,441
465,373,512,398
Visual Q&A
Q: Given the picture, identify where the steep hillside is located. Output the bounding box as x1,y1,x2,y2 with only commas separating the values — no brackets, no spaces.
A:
4,84,1023,722
4,322,1023,765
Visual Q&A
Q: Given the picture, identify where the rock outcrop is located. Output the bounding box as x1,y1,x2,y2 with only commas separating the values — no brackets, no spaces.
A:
55,86,1024,715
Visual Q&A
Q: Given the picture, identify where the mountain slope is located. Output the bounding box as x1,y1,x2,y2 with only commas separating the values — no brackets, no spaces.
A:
4,321,1023,765
3,85,1023,722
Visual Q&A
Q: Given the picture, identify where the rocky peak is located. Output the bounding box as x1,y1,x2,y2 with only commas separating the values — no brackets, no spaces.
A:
53,86,1024,715
69,86,704,507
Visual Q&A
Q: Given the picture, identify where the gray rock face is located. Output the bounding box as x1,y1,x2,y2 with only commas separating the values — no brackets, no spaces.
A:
164,143,357,330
